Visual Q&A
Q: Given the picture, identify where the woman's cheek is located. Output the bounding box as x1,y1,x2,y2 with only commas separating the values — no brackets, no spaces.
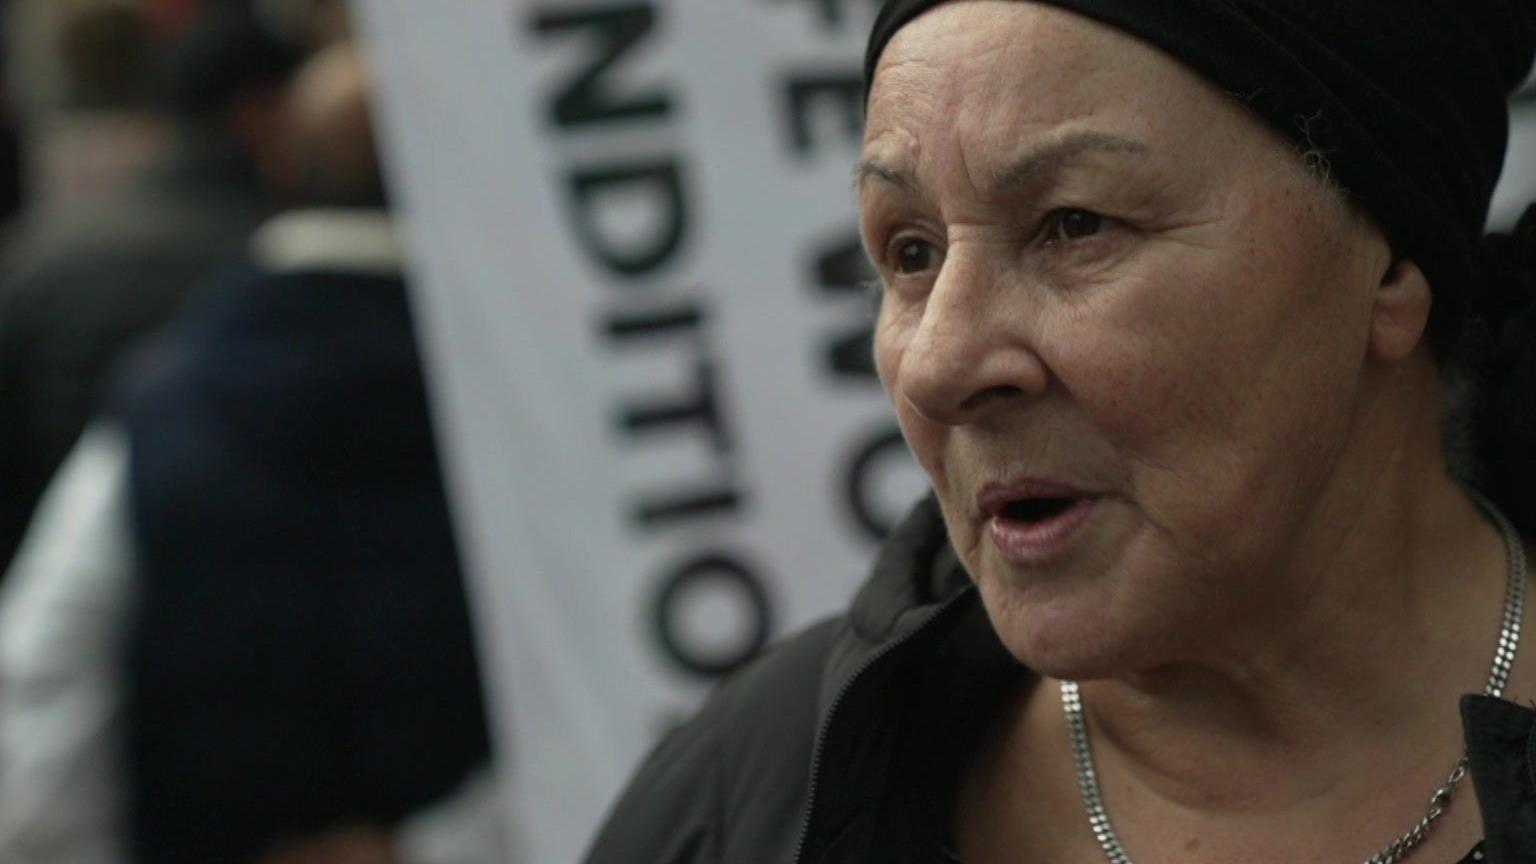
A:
875,320,948,491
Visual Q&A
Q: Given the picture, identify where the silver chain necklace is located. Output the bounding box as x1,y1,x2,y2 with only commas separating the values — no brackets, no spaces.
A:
1060,496,1528,864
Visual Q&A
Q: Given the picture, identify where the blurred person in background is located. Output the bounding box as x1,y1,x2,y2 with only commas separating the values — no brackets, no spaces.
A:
119,39,500,864
0,37,506,864
4,0,162,211
0,0,306,577
0,0,27,227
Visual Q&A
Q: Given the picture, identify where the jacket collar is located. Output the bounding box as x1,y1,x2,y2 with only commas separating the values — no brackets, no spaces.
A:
847,495,969,642
799,499,1015,862
818,495,982,717
1464,694,1536,862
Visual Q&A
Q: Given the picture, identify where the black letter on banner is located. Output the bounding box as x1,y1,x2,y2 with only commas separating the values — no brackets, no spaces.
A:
652,551,773,679
605,301,704,340
619,358,731,453
568,161,688,276
783,73,863,155
845,425,911,541
811,232,878,379
532,4,669,127
633,486,742,527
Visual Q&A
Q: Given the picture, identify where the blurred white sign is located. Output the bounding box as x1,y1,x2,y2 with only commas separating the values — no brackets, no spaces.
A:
356,1,921,861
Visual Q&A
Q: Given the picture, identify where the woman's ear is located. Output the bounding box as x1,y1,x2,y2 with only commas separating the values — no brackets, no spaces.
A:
1368,258,1433,362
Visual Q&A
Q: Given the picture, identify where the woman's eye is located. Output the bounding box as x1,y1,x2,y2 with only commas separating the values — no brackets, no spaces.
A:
894,240,940,274
1047,208,1105,242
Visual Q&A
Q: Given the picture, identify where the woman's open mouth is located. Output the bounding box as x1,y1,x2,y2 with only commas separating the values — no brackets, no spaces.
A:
1001,497,1078,522
979,482,1100,565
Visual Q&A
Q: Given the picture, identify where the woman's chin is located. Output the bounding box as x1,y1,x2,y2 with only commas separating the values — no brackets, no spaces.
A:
967,511,1176,678
975,574,1146,681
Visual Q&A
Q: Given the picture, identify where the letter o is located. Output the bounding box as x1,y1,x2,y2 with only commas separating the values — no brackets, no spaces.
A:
651,551,773,680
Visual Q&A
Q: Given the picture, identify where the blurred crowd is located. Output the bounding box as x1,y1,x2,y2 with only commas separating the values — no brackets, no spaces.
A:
0,1,504,863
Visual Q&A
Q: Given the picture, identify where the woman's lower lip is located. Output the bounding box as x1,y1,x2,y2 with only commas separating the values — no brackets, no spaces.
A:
987,498,1099,565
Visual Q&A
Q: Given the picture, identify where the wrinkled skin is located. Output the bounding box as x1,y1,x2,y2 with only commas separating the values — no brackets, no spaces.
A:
862,1,1416,679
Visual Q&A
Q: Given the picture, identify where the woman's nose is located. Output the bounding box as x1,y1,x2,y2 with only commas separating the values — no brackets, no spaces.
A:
893,255,1049,427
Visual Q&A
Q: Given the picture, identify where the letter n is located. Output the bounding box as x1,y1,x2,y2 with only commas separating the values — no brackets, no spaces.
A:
531,4,669,127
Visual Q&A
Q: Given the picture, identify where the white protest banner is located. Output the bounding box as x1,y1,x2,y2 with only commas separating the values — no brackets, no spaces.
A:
355,2,922,861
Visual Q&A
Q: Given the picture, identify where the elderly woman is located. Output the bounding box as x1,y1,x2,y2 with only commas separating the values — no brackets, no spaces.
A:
584,2,1536,862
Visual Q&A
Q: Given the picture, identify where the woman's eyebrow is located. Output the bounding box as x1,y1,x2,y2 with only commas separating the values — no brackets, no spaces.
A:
853,130,1149,196
987,131,1150,196
853,158,913,193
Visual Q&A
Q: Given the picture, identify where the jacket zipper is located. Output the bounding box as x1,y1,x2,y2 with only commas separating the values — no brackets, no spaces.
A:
791,588,975,864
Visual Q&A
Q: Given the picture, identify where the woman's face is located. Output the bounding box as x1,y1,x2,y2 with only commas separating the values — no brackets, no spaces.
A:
862,1,1394,676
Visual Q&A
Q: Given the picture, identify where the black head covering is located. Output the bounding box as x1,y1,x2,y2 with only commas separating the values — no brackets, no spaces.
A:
865,0,1536,356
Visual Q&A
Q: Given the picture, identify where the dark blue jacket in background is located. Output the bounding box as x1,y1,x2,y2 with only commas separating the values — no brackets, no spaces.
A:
114,263,491,863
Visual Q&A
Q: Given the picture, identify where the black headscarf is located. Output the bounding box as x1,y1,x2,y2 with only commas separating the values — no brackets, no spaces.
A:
865,0,1536,529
